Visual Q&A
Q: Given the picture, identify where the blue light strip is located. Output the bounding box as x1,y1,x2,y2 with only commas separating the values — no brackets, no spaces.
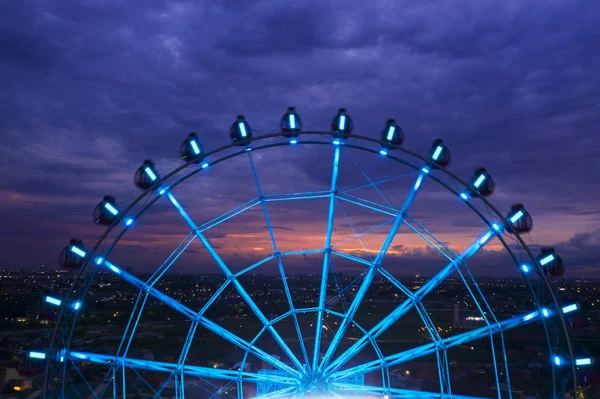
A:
67,351,297,385
386,125,395,141
575,358,592,366
379,148,388,156
190,140,201,155
432,145,443,161
324,228,497,377
238,122,247,138
70,246,86,258
73,301,81,310
562,304,578,313
510,210,524,224
460,192,469,200
97,258,299,377
313,144,341,373
339,114,346,131
104,202,119,216
540,254,555,266
144,167,157,181
45,296,62,306
473,174,486,188
289,114,296,129
330,307,547,383
321,169,426,371
248,152,310,368
29,351,46,359
166,191,305,373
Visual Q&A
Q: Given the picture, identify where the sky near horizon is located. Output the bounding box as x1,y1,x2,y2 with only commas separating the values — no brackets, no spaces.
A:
1,0,599,276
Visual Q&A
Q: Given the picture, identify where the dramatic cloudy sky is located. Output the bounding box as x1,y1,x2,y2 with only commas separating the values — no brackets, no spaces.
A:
1,0,599,276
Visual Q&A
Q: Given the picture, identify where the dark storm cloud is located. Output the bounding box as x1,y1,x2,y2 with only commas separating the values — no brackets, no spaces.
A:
1,0,599,275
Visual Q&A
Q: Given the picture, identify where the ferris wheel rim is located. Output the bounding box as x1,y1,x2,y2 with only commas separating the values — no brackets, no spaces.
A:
44,131,576,398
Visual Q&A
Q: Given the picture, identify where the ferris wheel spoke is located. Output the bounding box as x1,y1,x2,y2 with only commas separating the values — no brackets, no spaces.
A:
336,192,397,217
166,192,305,372
263,191,331,201
330,382,493,399
333,217,395,247
328,307,547,383
324,226,502,376
97,259,299,377
402,214,512,395
313,145,341,372
340,172,414,196
70,360,100,399
325,272,366,308
248,152,311,368
320,170,428,370
67,351,298,385
117,233,197,364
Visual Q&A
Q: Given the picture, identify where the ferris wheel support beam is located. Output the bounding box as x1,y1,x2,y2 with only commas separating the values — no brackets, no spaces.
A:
98,259,299,377
320,170,427,370
66,351,298,386
402,214,512,397
324,227,499,376
329,307,547,383
165,192,305,372
248,152,311,369
313,145,341,374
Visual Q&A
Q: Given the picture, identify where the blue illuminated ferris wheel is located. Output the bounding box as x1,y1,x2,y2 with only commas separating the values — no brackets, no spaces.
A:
39,107,591,398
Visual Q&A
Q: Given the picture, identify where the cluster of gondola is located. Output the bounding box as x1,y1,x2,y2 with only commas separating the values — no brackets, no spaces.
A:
59,107,563,276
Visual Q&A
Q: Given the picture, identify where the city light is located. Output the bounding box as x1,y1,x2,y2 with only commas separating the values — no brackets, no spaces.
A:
29,351,46,360
70,246,86,258
45,296,62,306
144,166,157,181
104,202,119,216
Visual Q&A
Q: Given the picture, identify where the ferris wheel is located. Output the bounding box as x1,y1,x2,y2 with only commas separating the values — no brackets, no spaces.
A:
36,107,591,398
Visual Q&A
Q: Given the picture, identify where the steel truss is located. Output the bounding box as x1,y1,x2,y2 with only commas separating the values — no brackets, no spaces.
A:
44,132,577,398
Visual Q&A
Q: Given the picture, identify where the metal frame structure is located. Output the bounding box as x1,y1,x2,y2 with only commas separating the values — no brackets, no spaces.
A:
42,128,580,398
